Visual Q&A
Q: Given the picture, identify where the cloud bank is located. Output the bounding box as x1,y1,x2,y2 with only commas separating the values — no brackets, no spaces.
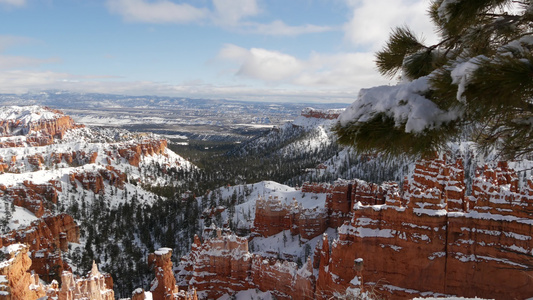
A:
344,0,438,50
218,44,388,89
106,0,334,36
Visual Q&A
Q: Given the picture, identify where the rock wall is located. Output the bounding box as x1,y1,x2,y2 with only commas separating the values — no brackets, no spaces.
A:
0,149,98,174
227,158,533,299
177,231,314,300
0,165,124,217
254,179,388,240
133,248,197,300
253,196,327,240
316,158,533,299
50,262,115,300
117,139,168,167
0,107,83,148
0,181,58,217
0,245,113,300
0,214,79,282
69,165,126,194
0,244,46,300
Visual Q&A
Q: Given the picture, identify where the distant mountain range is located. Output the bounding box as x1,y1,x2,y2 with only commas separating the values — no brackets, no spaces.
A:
0,91,348,143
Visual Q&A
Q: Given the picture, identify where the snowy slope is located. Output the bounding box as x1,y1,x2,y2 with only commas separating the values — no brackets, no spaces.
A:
234,112,339,158
0,106,196,263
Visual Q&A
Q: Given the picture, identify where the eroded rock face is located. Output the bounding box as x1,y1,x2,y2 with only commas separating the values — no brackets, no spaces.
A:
178,231,253,299
141,248,197,300
238,158,533,299
0,214,79,282
178,231,314,300
0,107,83,148
117,139,168,167
316,158,533,299
0,180,60,217
148,247,179,300
0,244,114,300
253,196,328,240
70,166,126,195
51,261,114,300
0,244,46,300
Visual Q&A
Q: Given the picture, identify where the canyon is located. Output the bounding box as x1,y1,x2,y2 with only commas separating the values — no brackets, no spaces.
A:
177,157,533,299
0,105,532,299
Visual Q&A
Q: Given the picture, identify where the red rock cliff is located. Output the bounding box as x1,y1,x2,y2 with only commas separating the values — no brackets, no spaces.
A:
218,158,533,299
0,214,79,282
253,196,328,240
178,230,315,300
0,107,83,148
0,244,46,300
136,248,197,300
316,158,533,299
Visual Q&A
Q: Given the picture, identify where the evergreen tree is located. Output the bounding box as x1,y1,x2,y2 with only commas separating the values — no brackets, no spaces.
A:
335,0,533,159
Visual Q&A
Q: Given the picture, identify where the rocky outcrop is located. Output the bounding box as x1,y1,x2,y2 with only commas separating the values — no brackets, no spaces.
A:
149,247,179,299
0,150,99,175
212,158,533,299
0,180,59,217
0,107,83,148
178,231,253,299
0,244,46,300
315,158,533,299
251,256,315,300
132,248,197,300
178,231,314,300
0,165,124,217
253,196,327,240
69,165,126,194
118,139,168,167
0,245,115,300
254,179,389,240
0,214,79,282
50,261,114,300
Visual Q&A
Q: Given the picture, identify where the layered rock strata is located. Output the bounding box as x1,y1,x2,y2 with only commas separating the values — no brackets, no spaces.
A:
251,158,533,299
134,248,197,300
178,231,315,300
0,214,79,282
253,196,327,240
0,106,83,148
0,245,113,300
316,159,533,299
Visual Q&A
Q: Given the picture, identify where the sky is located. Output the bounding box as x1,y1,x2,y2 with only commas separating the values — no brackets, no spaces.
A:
0,0,438,103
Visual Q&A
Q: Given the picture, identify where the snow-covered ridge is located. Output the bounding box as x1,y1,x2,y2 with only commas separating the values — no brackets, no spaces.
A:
0,105,195,230
0,105,64,125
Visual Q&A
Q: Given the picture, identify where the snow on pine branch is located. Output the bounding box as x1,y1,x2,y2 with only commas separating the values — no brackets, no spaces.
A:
337,76,463,133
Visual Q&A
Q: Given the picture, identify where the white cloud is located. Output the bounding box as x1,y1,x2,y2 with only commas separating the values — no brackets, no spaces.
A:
294,52,387,87
218,44,304,82
0,69,358,103
344,0,438,51
249,20,334,36
0,0,26,7
212,0,259,26
106,0,209,24
106,0,335,36
217,44,389,89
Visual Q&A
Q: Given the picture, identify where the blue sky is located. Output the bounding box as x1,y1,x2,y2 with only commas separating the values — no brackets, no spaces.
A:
0,0,436,103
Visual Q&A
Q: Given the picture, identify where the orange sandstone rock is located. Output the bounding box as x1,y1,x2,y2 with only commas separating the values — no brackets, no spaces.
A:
0,244,46,300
